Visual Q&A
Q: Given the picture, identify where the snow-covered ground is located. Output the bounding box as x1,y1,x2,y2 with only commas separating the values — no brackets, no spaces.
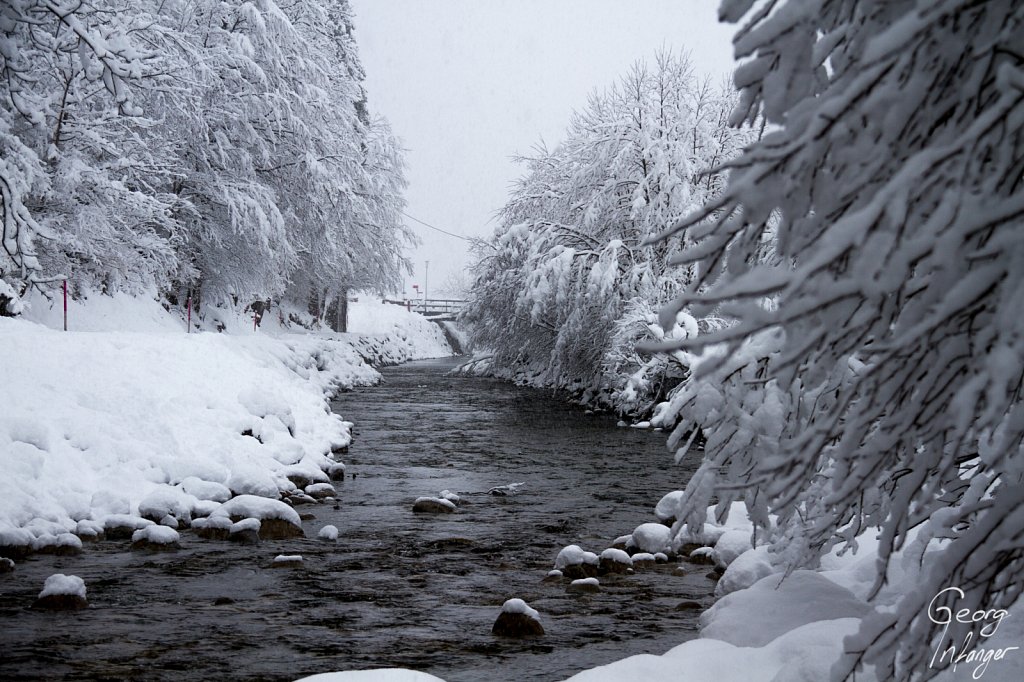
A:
0,292,451,546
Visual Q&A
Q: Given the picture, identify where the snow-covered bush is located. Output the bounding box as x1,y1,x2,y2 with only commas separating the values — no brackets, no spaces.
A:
465,52,750,416
654,2,1024,679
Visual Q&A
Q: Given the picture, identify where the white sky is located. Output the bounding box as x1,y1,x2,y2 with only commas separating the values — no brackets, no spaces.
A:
350,0,738,299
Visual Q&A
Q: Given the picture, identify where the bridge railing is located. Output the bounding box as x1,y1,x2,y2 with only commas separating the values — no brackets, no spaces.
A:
383,298,467,316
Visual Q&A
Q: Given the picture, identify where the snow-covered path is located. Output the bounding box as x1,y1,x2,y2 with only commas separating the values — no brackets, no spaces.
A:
0,357,711,681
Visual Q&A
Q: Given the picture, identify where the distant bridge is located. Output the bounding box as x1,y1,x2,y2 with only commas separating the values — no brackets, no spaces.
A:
384,298,467,319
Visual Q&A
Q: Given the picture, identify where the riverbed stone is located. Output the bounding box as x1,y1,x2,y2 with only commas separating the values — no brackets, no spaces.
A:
675,600,703,611
258,518,303,540
0,557,14,573
492,612,545,637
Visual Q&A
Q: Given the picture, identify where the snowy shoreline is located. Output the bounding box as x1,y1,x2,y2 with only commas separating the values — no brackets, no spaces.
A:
0,294,453,557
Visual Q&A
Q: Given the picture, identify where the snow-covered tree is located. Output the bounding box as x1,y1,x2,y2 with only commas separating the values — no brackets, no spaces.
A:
1,0,410,318
0,1,171,300
653,2,1024,679
466,52,746,413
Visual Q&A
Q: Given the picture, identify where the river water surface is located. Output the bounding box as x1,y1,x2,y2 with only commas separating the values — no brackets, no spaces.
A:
0,357,711,681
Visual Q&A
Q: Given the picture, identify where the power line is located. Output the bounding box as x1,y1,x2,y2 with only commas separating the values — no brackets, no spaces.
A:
401,211,474,242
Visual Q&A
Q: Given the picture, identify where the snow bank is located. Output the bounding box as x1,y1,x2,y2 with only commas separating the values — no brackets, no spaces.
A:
0,292,452,545
347,295,453,360
563,503,1024,682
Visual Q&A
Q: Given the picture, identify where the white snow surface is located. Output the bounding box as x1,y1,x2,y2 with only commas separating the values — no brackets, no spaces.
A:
0,294,452,542
39,573,86,599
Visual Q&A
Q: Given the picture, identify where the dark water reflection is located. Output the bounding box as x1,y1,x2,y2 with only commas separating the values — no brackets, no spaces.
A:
0,357,710,681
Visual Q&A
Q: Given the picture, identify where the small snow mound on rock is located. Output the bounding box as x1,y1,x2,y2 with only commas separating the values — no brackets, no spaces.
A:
272,554,303,567
132,525,180,547
493,598,545,637
33,573,88,610
318,525,339,541
39,573,86,598
501,598,539,618
554,545,599,570
212,494,301,525
655,490,685,523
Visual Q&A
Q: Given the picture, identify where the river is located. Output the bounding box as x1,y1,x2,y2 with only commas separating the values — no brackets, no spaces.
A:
0,357,711,681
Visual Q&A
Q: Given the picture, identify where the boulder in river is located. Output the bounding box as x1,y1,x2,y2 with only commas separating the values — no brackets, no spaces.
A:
492,598,544,637
0,557,14,573
412,497,456,514
32,574,87,610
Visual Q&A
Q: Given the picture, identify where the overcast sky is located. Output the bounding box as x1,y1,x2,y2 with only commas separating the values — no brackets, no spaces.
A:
349,0,737,299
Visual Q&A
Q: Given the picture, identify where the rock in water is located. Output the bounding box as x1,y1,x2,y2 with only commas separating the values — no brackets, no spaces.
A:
492,599,544,637
0,557,14,573
412,497,456,514
567,578,601,594
32,574,88,610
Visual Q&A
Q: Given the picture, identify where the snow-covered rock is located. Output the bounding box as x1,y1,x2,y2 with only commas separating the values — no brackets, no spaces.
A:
630,522,673,554
554,544,599,579
492,598,544,637
412,497,456,514
654,490,684,524
139,486,197,526
131,525,181,550
211,495,303,539
33,574,88,610
568,577,601,594
599,547,633,574
31,532,82,556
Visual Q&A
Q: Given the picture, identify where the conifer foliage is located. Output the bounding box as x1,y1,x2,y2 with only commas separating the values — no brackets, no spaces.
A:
0,0,408,316
653,2,1024,679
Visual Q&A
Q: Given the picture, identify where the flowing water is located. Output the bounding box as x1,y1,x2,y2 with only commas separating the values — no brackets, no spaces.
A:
0,357,712,681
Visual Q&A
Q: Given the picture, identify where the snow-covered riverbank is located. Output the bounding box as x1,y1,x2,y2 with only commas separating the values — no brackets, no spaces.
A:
0,293,452,553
